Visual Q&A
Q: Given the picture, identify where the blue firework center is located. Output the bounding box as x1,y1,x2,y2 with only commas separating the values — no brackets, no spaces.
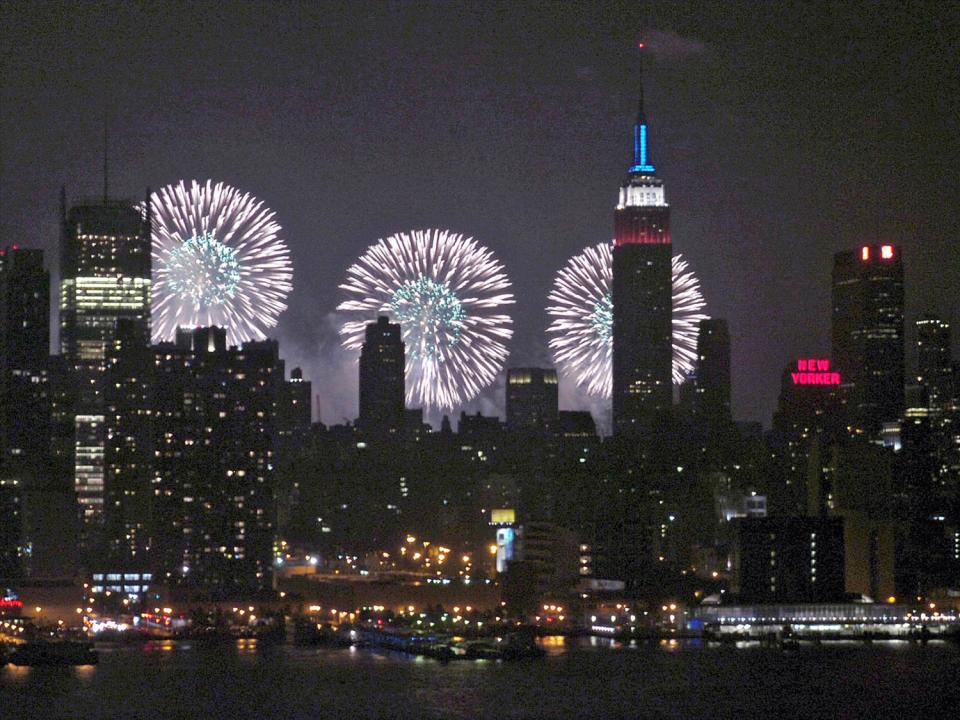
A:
389,275,466,361
592,293,614,344
167,232,242,307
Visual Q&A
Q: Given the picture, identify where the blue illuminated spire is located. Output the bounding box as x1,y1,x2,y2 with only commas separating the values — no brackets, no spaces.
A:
629,44,656,174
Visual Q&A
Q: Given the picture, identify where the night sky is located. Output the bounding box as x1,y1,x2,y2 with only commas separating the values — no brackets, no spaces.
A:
2,1,958,430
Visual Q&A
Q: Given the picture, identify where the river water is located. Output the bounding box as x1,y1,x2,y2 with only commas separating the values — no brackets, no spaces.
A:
2,637,957,719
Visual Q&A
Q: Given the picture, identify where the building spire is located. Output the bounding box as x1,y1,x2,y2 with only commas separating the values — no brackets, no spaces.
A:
636,42,647,124
629,42,655,174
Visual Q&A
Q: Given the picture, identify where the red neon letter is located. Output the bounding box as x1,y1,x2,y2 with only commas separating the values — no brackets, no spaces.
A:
861,246,870,261
881,245,893,259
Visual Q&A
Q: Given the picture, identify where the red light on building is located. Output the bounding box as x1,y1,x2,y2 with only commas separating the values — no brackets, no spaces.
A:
791,358,840,386
861,246,870,261
881,245,894,259
0,598,24,611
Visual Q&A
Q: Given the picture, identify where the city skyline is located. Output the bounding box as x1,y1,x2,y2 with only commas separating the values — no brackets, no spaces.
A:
1,2,958,430
1,6,959,711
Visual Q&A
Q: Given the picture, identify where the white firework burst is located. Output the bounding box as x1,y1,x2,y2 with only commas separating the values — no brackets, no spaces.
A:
150,179,293,346
338,229,514,411
671,254,709,383
546,242,708,396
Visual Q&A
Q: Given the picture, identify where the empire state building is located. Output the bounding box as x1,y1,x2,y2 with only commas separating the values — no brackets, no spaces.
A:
611,66,673,437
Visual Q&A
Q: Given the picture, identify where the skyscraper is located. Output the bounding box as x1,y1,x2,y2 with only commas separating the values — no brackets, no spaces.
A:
59,194,151,527
506,367,559,434
916,314,952,412
693,318,732,430
358,316,405,438
0,247,50,478
276,366,313,458
611,64,673,437
770,357,845,514
104,319,153,566
152,327,282,594
831,243,904,436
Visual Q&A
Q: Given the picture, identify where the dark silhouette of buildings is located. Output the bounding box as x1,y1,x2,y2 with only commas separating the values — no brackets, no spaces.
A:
151,328,286,595
0,247,50,480
916,314,953,413
358,316,405,438
505,367,559,434
0,481,21,578
104,319,154,566
733,516,845,603
898,314,959,595
832,244,904,437
0,247,70,580
693,319,731,430
769,357,845,514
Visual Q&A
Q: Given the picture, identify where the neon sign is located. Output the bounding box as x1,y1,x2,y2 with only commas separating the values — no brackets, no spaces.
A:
791,358,840,386
0,598,24,610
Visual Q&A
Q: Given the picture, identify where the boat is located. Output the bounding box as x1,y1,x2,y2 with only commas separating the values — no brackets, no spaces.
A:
7,641,99,666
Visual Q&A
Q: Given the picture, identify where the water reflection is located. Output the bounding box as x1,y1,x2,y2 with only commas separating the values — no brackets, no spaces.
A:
2,639,954,719
142,639,177,654
3,664,31,682
235,638,258,656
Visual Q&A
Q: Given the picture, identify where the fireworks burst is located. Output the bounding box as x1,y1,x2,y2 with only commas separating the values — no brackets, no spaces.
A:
150,179,293,346
338,229,514,410
670,254,710,382
546,242,708,396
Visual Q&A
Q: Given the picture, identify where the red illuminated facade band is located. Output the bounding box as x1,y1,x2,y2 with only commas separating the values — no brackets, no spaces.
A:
790,358,840,386
614,206,671,246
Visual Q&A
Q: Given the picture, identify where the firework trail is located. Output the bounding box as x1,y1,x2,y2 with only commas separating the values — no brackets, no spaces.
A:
338,229,514,410
547,242,708,396
150,180,292,346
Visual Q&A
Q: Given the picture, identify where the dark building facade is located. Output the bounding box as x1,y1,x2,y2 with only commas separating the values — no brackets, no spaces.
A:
0,247,50,480
611,79,673,437
734,516,845,603
769,357,845,515
505,367,559,434
151,328,283,595
104,319,154,567
831,244,904,437
358,316,405,438
916,314,953,413
693,318,731,429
